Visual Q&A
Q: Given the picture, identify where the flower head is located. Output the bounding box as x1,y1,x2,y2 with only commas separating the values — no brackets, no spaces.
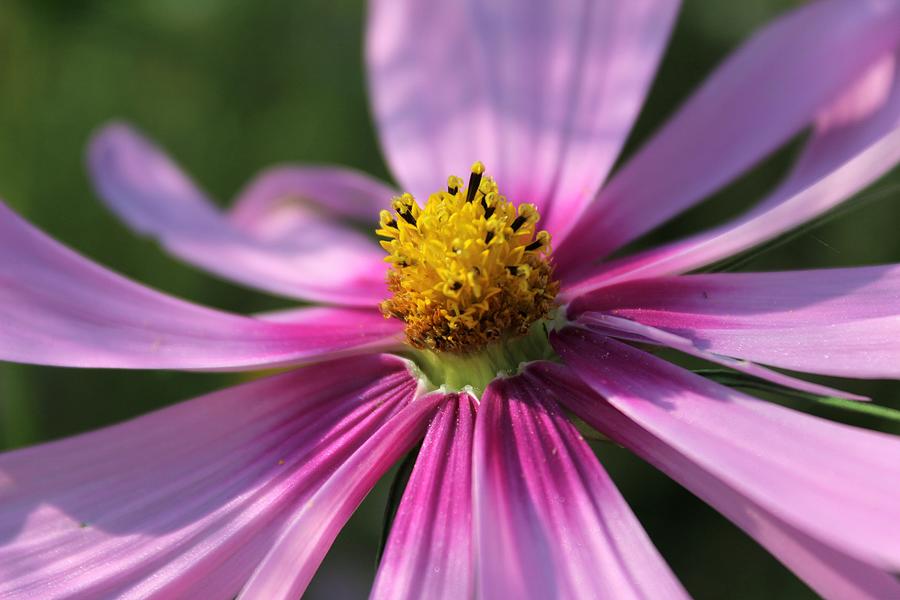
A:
378,161,558,353
3,0,900,598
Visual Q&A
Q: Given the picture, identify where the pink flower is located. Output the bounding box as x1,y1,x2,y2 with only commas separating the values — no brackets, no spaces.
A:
3,0,900,598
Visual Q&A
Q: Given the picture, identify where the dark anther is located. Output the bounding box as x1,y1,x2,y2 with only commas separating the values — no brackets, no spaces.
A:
510,215,527,231
466,170,483,203
386,218,398,229
485,231,495,244
525,239,542,252
481,197,496,219
506,265,519,275
450,281,463,291
448,185,458,195
399,211,417,226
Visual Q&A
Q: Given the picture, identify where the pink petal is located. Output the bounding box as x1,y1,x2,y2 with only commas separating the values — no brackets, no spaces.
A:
87,123,388,306
0,201,402,369
550,330,900,579
527,360,900,600
371,393,476,600
563,52,900,295
0,355,417,599
575,312,865,400
555,0,900,273
238,391,446,600
366,0,679,242
569,265,900,379
228,164,397,231
473,374,688,599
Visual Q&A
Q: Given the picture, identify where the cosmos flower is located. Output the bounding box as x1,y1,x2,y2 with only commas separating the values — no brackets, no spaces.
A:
2,0,900,598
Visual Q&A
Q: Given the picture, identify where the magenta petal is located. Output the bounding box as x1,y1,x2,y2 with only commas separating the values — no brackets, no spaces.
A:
555,0,900,272
473,375,688,599
527,361,900,600
563,52,900,294
371,393,476,600
569,266,900,379
238,391,445,600
366,0,679,242
551,330,900,581
0,355,417,599
0,201,402,369
575,312,865,401
228,164,396,232
87,123,387,305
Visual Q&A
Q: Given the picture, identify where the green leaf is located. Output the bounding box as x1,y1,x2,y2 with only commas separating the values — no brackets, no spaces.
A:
809,396,900,422
695,368,900,423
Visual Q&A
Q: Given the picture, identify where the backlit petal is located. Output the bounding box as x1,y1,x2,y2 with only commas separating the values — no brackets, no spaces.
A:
371,393,476,600
556,0,900,272
87,123,387,305
473,374,687,599
562,52,900,294
238,391,445,600
569,266,900,378
0,201,402,370
527,358,900,600
551,331,900,577
229,165,396,230
575,312,864,400
366,0,679,242
0,355,416,599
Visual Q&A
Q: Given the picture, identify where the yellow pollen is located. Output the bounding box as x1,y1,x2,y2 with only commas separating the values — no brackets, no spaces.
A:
377,162,559,353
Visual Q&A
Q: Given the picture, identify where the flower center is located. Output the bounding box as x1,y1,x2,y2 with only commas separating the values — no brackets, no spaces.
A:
377,162,559,355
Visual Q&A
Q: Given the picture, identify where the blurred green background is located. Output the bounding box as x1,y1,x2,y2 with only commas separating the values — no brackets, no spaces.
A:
1,0,898,598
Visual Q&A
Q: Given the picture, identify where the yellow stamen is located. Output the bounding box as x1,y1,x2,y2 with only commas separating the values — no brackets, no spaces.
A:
377,162,559,353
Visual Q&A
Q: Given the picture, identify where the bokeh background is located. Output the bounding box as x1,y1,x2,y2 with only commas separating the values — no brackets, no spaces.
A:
1,1,899,598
